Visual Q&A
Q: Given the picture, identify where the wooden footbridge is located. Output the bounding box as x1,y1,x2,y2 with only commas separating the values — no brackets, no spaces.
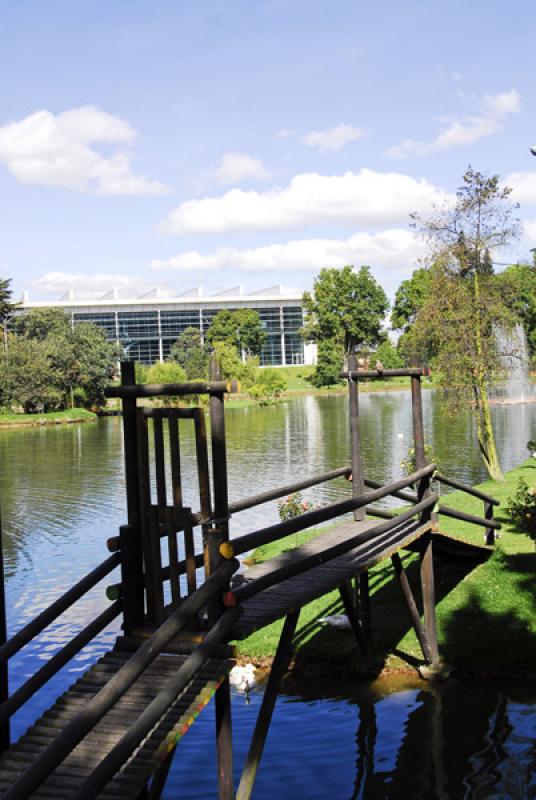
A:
0,360,500,799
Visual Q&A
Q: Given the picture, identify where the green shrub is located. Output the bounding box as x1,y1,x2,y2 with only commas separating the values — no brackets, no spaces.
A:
506,479,536,542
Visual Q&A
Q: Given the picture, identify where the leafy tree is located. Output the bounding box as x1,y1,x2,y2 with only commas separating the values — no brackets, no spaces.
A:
497,262,536,366
0,278,18,352
247,368,287,404
410,166,521,481
302,265,389,386
391,268,433,333
0,336,63,412
211,341,259,387
310,338,345,387
206,309,266,356
373,340,404,369
169,327,209,379
6,308,116,411
145,361,187,384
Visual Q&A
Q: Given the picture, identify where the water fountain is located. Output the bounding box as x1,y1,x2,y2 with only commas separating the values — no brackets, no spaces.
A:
492,323,536,404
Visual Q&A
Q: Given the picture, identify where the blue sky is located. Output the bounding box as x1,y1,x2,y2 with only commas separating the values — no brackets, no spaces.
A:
1,0,535,301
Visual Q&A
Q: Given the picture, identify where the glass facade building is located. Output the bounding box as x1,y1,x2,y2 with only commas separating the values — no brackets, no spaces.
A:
18,287,313,366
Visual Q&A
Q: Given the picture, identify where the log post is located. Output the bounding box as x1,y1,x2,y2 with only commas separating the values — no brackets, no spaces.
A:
208,356,234,800
347,353,369,639
0,510,9,754
237,610,300,800
484,500,495,545
119,361,145,634
410,374,426,471
348,353,365,521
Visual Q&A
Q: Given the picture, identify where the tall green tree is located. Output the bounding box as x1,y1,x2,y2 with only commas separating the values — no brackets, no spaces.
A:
0,278,18,352
169,327,209,379
302,265,389,386
410,166,521,481
205,309,266,356
6,308,116,410
391,267,433,334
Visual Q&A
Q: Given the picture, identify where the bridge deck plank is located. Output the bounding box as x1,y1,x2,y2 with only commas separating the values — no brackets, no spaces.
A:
0,650,229,799
232,517,431,639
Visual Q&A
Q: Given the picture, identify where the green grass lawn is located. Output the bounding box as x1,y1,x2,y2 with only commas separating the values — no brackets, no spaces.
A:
233,458,536,677
0,408,97,426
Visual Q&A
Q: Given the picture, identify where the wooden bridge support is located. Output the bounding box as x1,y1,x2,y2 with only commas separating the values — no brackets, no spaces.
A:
236,610,301,800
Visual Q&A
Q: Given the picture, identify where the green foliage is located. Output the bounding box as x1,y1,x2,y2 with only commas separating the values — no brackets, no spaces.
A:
145,361,187,384
528,439,536,454
391,267,432,333
373,340,404,369
247,368,287,404
169,327,209,379
409,167,521,481
302,265,389,354
0,336,63,412
2,308,116,412
206,309,266,356
497,263,536,366
311,337,344,387
211,341,259,387
506,479,536,542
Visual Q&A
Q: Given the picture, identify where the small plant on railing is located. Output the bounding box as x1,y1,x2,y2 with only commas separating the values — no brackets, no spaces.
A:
400,443,439,476
506,479,536,544
278,492,318,521
278,492,321,546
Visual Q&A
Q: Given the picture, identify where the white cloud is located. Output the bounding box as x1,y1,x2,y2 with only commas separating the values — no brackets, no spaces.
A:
30,271,157,297
160,169,449,235
522,220,536,243
0,106,168,195
388,89,520,158
150,229,423,281
212,152,270,185
300,123,367,152
505,171,536,204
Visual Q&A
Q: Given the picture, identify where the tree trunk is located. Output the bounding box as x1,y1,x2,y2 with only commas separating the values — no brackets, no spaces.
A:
472,379,503,481
472,273,503,482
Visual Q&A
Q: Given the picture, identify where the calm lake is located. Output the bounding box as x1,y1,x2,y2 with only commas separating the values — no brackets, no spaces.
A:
1,390,535,798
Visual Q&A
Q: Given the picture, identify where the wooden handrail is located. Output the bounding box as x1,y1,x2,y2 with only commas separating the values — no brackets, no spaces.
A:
340,367,431,380
0,553,120,663
223,496,437,607
435,473,500,505
105,381,230,398
221,464,436,559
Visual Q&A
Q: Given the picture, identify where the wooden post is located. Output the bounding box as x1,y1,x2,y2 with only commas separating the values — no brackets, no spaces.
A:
484,500,495,545
119,362,145,634
236,610,300,800
348,353,365,521
411,374,426,470
391,553,433,663
0,510,9,754
208,356,234,800
347,353,370,639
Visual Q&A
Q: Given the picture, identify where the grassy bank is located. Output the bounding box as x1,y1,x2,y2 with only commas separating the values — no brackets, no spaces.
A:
0,408,97,428
233,459,536,678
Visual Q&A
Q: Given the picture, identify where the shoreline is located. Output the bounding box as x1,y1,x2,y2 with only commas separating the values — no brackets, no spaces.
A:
0,409,97,429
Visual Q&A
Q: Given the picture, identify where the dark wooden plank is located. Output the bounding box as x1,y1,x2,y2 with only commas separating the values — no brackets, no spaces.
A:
232,519,431,639
0,650,230,800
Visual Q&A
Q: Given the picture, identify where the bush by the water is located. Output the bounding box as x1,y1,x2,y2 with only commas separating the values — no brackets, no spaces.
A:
506,478,536,542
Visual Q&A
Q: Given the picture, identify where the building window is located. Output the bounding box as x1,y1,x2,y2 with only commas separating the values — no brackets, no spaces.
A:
117,311,158,339
73,312,116,338
160,310,200,337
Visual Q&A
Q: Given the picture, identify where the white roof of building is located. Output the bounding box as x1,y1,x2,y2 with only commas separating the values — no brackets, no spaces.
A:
20,284,303,310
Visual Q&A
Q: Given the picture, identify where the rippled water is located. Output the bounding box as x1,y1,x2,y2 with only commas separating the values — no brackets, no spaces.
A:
1,391,535,797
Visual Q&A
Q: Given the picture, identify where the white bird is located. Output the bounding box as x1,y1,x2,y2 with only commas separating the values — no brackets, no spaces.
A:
318,614,352,630
229,663,257,693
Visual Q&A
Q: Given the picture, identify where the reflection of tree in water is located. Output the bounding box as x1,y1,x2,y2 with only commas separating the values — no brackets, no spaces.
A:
350,681,535,799
0,419,125,574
